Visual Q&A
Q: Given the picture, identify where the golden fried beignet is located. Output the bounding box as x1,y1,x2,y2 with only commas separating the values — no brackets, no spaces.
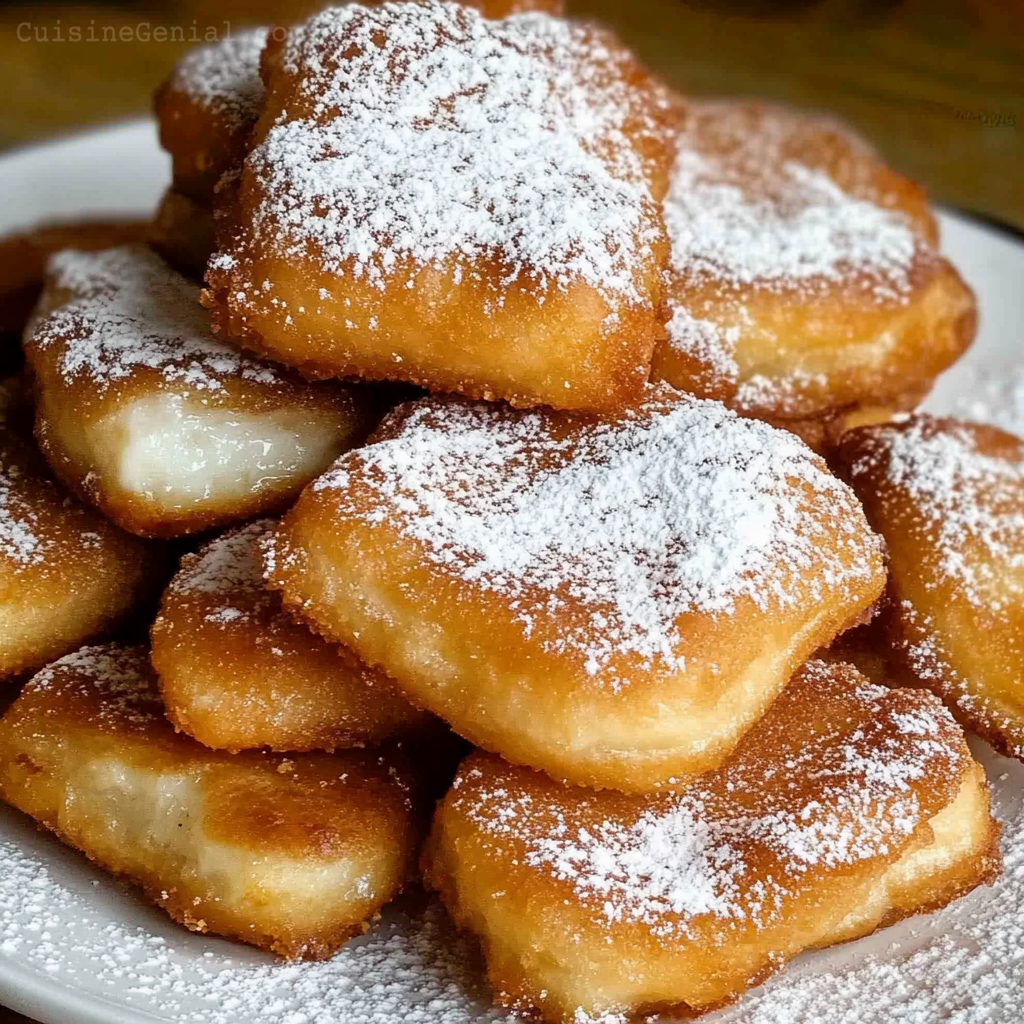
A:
424,659,999,1023
266,385,885,792
0,644,421,958
836,415,1024,759
25,245,377,538
0,437,159,681
154,28,268,206
205,2,678,414
650,101,976,425
0,219,150,368
151,188,217,279
151,518,431,753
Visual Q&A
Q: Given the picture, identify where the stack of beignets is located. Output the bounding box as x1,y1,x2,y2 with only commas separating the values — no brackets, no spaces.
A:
0,0,1007,1017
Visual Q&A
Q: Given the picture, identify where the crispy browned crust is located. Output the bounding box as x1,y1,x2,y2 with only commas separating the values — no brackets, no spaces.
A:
834,414,1024,762
0,644,423,959
424,660,999,1022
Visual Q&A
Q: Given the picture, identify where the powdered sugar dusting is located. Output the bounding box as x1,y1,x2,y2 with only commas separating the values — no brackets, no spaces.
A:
31,245,284,393
237,2,661,302
169,28,267,129
663,301,739,382
664,118,920,299
0,459,43,568
172,519,274,597
313,387,880,684
847,417,1024,606
461,663,961,941
169,519,276,627
27,645,162,724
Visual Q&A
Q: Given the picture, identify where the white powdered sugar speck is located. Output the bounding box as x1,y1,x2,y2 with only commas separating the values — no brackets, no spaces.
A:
0,470,43,568
173,519,276,597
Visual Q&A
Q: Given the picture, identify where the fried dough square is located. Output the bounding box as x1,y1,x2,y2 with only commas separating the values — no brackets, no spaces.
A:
650,101,976,425
154,28,268,206
0,644,422,959
0,433,161,681
267,384,885,791
151,518,431,753
24,244,379,537
204,1,678,413
836,414,1024,760
424,659,1000,1022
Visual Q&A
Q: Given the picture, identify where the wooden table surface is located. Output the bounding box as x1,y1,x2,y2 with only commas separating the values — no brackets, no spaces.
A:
0,0,1021,1021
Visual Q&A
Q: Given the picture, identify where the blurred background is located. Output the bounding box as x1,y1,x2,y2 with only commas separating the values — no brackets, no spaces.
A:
0,0,1021,227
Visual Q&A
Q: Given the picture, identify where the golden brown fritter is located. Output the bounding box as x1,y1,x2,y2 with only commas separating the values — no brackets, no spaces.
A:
424,659,999,1023
25,244,379,538
266,385,885,792
650,101,975,426
151,518,432,753
0,644,422,959
0,432,161,681
204,2,679,414
836,414,1024,760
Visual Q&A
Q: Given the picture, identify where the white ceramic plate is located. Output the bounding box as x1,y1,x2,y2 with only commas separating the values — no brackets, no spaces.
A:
2,121,1024,1024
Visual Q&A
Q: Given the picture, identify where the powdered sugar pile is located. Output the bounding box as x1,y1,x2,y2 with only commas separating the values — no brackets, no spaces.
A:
314,388,879,683
168,27,268,129
233,1,662,302
460,664,961,941
847,417,1024,605
29,245,283,393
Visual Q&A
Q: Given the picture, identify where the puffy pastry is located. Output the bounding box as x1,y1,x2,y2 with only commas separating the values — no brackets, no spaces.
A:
424,659,999,1023
154,27,269,206
151,518,431,753
0,644,422,959
0,218,149,367
0,433,160,682
650,101,976,436
204,1,678,413
24,244,378,537
266,384,885,791
836,414,1024,759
